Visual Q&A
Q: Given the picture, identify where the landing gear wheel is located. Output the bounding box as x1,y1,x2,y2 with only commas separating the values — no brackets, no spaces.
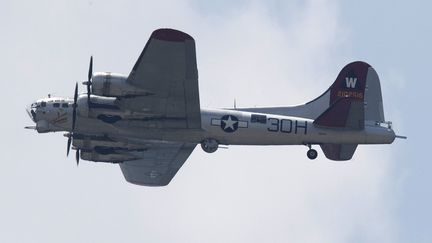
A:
201,138,219,153
307,149,318,160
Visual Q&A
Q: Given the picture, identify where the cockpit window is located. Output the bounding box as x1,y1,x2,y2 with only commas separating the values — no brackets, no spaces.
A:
61,103,68,108
41,102,46,107
31,103,38,108
53,103,60,108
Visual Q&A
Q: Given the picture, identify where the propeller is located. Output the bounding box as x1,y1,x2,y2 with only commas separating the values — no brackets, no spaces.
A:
65,133,80,166
66,83,79,158
72,82,78,130
66,55,91,164
82,56,93,107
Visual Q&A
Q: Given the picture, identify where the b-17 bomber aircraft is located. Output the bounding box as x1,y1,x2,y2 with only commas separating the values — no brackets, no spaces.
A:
26,28,406,186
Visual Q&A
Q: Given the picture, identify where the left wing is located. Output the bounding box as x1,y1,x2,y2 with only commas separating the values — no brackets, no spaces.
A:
119,142,196,186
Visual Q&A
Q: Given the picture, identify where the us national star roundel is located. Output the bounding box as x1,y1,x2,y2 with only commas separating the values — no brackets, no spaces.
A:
210,115,248,133
221,115,239,133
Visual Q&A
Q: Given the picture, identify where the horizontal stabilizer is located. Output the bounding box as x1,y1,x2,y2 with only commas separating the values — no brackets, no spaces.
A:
313,97,364,130
320,144,358,161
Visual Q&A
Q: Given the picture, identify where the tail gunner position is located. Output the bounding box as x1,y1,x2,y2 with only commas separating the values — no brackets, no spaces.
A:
26,28,406,186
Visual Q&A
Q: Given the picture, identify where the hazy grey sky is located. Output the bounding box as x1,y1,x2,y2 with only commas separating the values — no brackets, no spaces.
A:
1,0,429,242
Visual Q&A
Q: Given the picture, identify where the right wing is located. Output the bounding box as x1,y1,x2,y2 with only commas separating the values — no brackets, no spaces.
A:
121,28,201,129
119,142,196,186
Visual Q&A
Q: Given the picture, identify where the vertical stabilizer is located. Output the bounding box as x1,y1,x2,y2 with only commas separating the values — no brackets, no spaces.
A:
238,61,386,123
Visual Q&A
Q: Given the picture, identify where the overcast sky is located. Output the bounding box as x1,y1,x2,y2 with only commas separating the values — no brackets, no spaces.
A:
1,0,429,242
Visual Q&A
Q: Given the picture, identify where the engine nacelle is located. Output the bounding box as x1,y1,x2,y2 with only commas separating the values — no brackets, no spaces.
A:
91,72,148,97
76,94,119,118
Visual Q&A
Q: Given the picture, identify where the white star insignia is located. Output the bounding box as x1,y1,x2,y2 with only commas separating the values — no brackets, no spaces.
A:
223,116,237,130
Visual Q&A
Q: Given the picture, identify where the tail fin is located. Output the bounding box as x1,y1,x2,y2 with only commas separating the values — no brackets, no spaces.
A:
306,61,385,122
238,61,385,123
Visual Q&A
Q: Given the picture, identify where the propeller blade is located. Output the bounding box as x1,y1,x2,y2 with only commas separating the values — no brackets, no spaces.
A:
88,56,93,81
72,108,77,131
87,85,91,103
74,82,78,103
87,91,91,107
87,56,93,106
76,149,80,166
72,82,78,131
67,135,72,156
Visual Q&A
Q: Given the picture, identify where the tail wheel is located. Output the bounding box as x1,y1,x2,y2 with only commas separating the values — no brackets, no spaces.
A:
307,149,318,160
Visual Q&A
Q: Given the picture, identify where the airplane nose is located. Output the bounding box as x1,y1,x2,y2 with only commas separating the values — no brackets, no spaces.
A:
26,104,37,122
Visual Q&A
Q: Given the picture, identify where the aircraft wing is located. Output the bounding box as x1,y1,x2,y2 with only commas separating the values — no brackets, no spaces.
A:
124,28,201,129
119,142,196,186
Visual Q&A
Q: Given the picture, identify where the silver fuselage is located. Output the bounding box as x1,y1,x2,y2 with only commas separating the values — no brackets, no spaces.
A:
27,96,395,147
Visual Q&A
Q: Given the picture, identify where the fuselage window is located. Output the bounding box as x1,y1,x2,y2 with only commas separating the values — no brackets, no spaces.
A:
62,103,68,108
41,102,47,107
53,103,60,108
251,114,267,124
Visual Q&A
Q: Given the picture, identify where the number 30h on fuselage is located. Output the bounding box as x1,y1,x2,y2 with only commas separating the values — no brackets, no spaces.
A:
25,28,405,186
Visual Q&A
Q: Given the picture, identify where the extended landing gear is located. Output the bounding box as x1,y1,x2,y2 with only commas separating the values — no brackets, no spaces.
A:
201,138,219,153
305,144,318,160
307,149,318,160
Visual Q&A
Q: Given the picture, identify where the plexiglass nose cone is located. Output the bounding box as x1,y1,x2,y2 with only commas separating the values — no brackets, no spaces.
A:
26,104,36,122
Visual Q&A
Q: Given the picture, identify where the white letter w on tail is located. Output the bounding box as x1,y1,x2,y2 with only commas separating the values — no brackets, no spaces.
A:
345,77,357,88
